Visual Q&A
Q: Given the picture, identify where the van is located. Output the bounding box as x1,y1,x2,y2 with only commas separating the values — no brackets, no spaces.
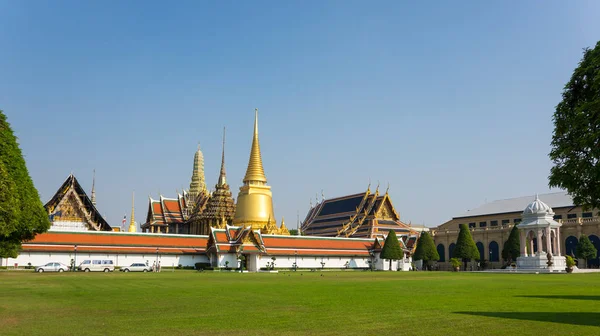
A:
78,259,114,272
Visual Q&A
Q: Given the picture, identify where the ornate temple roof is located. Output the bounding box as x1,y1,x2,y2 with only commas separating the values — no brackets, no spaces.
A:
44,174,111,231
144,193,191,227
301,185,417,242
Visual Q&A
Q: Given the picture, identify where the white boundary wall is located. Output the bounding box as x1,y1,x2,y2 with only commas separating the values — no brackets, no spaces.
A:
3,252,209,269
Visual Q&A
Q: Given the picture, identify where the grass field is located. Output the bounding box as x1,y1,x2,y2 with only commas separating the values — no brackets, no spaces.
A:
0,271,599,335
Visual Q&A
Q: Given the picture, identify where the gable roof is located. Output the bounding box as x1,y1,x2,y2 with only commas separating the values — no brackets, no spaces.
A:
44,174,111,231
454,191,574,219
301,187,415,239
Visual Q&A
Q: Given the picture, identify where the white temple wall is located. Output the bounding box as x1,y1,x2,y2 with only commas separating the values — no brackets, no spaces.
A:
4,252,209,268
256,255,371,269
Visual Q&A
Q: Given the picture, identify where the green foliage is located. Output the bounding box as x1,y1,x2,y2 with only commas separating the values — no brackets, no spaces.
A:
549,41,600,213
380,230,403,261
502,225,520,263
453,224,480,261
450,258,461,268
575,234,598,262
288,229,298,236
413,231,439,269
381,230,403,271
0,110,50,258
565,255,576,268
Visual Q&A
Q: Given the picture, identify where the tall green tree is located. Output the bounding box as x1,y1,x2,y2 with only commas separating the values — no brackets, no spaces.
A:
575,234,598,268
453,224,480,270
501,225,520,264
549,41,600,213
412,231,439,270
380,230,403,271
0,110,50,258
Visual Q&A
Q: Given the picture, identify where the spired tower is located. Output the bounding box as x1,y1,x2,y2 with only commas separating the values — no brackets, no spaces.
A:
196,128,236,234
188,144,208,203
233,109,276,230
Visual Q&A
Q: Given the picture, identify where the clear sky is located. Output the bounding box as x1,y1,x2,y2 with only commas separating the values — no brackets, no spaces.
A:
1,1,599,229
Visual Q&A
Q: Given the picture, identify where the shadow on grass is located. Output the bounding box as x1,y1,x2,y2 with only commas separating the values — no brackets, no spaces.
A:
516,295,600,301
455,312,600,327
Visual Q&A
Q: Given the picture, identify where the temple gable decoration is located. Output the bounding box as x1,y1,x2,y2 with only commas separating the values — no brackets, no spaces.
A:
44,174,111,231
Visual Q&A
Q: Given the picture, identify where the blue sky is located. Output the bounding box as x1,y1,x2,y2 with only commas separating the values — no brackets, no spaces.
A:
1,1,599,229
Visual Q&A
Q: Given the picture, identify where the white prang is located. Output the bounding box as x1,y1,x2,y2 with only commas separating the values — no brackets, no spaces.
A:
516,195,566,272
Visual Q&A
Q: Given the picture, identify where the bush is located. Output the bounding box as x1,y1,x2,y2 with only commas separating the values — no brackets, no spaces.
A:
194,262,211,270
565,255,576,268
450,258,461,269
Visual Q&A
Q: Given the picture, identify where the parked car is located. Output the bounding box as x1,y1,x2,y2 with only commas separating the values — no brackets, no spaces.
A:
120,263,152,272
78,259,115,272
35,262,70,273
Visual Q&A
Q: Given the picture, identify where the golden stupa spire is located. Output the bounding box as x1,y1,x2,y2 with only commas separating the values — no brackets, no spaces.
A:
243,108,267,184
128,191,136,232
91,169,96,206
217,127,227,187
189,142,207,199
233,108,276,230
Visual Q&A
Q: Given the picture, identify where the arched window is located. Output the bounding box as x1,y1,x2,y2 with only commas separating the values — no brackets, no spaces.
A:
588,235,600,268
437,244,445,262
476,242,484,261
565,236,578,257
449,243,456,259
489,241,499,262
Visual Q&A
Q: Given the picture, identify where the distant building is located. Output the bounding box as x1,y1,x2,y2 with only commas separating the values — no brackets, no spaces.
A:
301,186,420,254
44,174,111,231
433,192,600,269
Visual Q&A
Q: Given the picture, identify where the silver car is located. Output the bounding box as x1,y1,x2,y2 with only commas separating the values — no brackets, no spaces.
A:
35,262,70,273
120,263,152,272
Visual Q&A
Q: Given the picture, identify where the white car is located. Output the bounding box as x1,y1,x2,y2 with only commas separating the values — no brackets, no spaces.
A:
120,263,152,272
35,262,70,273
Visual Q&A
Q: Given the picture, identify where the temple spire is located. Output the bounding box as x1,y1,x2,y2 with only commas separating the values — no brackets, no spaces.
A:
128,191,136,232
91,169,96,206
189,143,207,199
243,108,267,184
217,127,227,186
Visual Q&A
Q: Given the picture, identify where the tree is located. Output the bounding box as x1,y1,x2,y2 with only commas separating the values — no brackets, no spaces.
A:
380,230,403,271
575,234,598,268
501,225,520,264
289,229,298,236
0,110,50,258
412,231,439,270
549,41,600,213
453,224,480,270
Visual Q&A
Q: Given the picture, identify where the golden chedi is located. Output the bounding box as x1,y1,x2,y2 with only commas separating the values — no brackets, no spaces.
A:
233,109,276,230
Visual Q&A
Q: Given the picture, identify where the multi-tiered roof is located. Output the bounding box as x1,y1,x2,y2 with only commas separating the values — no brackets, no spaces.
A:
301,185,419,250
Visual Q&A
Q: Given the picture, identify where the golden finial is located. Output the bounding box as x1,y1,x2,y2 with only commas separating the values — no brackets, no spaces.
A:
321,190,324,202
218,127,227,186
385,182,390,194
243,108,267,184
128,191,136,232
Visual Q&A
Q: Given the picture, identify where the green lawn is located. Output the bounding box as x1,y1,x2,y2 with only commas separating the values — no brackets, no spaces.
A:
0,271,598,335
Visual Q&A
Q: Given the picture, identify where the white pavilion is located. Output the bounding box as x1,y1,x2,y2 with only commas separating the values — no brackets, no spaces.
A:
516,195,566,272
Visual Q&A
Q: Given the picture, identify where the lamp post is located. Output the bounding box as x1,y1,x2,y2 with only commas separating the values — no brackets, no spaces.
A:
74,245,77,272
369,251,375,272
156,247,159,272
294,250,298,271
